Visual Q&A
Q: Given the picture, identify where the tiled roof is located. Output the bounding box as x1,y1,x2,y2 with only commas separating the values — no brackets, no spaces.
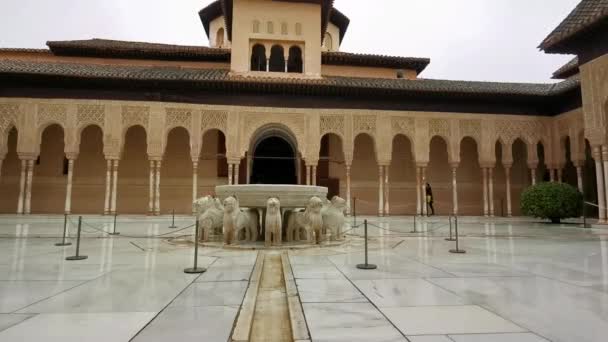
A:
0,59,579,98
540,0,608,53
552,57,579,79
46,39,231,62
0,48,49,53
322,51,429,74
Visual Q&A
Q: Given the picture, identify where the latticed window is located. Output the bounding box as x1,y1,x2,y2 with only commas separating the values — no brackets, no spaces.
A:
324,33,333,51
267,21,274,34
281,22,288,35
295,23,302,35
216,28,225,48
253,20,260,33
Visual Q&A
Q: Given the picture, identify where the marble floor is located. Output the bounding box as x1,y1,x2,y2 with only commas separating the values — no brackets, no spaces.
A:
0,214,607,341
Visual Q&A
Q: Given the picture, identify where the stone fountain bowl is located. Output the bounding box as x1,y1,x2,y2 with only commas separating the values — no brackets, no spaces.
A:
215,185,328,209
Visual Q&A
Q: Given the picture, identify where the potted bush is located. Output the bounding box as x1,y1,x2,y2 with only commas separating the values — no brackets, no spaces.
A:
521,182,582,224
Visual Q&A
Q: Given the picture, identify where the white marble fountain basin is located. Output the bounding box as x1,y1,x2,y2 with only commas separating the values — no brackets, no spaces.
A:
215,185,328,208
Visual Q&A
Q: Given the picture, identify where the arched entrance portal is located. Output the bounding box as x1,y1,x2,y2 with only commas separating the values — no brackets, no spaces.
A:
251,136,297,184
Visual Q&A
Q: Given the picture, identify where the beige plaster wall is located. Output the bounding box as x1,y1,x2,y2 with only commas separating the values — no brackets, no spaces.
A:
209,16,231,48
321,65,416,79
323,23,340,52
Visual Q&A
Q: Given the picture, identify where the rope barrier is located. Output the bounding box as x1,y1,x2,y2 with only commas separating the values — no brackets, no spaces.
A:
68,216,195,239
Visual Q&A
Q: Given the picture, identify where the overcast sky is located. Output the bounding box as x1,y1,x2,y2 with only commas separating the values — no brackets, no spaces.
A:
0,0,580,83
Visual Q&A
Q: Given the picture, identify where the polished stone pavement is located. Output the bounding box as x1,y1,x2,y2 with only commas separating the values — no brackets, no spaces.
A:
0,214,607,341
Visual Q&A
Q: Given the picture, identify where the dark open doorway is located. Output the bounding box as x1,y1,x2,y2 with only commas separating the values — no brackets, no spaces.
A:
251,136,297,184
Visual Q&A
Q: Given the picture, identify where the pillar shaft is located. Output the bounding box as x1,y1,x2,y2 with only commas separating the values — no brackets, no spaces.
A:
155,161,161,215
451,166,458,216
192,161,199,215
482,168,489,217
64,158,75,214
312,165,317,186
505,166,512,217
550,169,556,182
228,163,234,185
305,165,311,186
234,163,240,185
531,168,537,186
558,169,563,183
576,166,584,193
148,160,155,215
602,146,608,221
24,160,33,215
378,165,384,216
345,164,351,215
593,147,606,222
104,159,111,215
17,159,26,214
416,167,421,216
384,165,390,216
489,167,495,217
111,160,119,214
421,167,428,216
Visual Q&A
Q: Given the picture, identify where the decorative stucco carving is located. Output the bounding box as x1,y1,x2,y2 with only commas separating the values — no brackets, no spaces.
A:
429,118,449,138
201,110,227,134
496,120,547,145
320,115,345,137
243,113,305,151
391,117,415,137
77,104,105,128
37,104,67,127
459,119,481,141
121,105,149,129
0,103,19,134
166,107,193,131
353,115,376,135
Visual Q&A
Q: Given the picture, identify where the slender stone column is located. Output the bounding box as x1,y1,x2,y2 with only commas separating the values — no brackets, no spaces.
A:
228,163,234,185
384,165,390,216
416,167,421,216
602,146,608,221
345,164,352,215
104,160,111,215
24,159,34,215
531,168,537,186
234,163,240,185
64,158,75,214
312,165,317,186
558,169,563,183
489,167,495,217
148,160,155,215
505,165,512,217
155,161,161,215
576,165,584,193
192,161,199,214
482,168,489,217
305,165,311,185
0,158,3,181
451,164,458,216
593,147,606,223
421,167,428,216
17,159,26,214
111,160,119,214
378,165,384,217
550,169,556,182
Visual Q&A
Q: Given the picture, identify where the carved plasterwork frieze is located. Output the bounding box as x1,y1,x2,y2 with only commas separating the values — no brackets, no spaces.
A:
243,113,305,148
166,107,193,131
0,103,19,134
496,120,546,145
459,119,481,140
320,115,345,137
429,118,449,138
353,115,376,135
121,105,149,129
77,104,105,128
37,104,67,127
391,117,415,137
201,110,227,134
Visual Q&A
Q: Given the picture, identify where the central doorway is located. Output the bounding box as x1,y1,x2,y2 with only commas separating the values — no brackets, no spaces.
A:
251,136,297,184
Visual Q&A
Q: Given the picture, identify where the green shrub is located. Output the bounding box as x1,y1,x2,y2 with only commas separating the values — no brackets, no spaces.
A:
521,182,582,224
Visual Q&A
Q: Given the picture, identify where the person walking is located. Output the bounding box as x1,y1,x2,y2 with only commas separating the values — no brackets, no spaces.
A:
425,183,435,216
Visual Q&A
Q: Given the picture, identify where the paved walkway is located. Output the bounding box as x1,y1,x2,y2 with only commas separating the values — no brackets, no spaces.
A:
0,215,607,341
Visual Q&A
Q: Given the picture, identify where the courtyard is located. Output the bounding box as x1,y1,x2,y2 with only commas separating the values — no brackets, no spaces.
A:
0,215,606,342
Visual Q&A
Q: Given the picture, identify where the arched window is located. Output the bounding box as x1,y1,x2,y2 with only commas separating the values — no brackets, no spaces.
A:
216,28,225,48
324,32,333,51
251,44,267,71
267,21,274,34
281,22,288,35
253,20,260,33
269,45,285,72
287,46,303,73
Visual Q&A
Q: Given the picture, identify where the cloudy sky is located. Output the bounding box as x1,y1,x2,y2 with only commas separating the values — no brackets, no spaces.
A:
0,0,580,83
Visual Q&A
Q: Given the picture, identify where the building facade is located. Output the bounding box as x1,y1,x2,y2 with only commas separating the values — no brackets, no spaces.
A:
0,0,606,218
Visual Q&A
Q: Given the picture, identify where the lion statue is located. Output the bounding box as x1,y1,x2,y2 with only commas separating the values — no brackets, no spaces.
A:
286,196,324,244
193,196,224,241
223,196,259,245
265,197,282,247
322,196,347,241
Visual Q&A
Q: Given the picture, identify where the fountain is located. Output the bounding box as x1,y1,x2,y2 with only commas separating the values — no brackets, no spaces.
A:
194,185,348,248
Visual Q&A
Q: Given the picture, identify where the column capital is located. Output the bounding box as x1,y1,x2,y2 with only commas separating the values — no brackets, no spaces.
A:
17,153,37,161
527,162,539,169
65,153,78,160
415,162,428,168
148,156,163,162
503,163,513,169
227,158,242,165
449,162,459,169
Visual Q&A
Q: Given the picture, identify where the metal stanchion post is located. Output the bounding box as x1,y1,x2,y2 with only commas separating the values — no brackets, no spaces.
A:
449,215,466,254
410,215,417,233
109,213,120,235
169,209,177,229
357,220,377,270
66,216,88,261
583,201,587,229
55,213,72,246
185,220,206,274
353,197,357,226
445,215,456,241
